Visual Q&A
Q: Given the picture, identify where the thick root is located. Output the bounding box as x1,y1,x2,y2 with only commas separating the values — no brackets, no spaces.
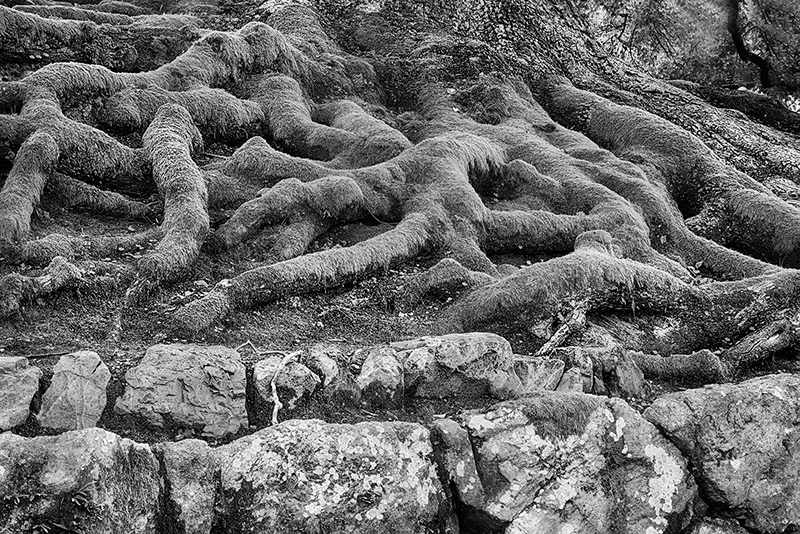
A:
0,256,81,318
0,131,58,247
0,6,200,71
128,104,208,304
175,210,437,332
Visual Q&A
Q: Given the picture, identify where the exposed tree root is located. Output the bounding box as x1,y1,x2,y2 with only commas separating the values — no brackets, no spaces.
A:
46,173,158,221
630,349,729,384
127,103,208,305
0,256,81,318
0,131,58,247
3,0,800,381
0,6,201,71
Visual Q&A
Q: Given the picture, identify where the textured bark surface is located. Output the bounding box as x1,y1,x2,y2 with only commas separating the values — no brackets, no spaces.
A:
2,0,800,381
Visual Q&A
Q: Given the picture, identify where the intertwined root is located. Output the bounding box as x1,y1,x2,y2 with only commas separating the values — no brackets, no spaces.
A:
2,0,800,367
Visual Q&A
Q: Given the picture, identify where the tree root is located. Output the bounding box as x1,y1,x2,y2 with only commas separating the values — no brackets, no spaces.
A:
0,6,201,71
0,256,82,318
175,210,437,332
127,104,208,305
629,349,729,384
0,131,58,247
46,173,158,221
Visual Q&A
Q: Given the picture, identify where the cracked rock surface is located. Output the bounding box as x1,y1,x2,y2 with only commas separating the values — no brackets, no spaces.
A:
114,343,247,438
440,393,696,533
37,350,111,431
645,373,800,533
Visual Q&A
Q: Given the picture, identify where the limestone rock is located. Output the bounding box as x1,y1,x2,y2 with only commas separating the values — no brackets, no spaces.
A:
307,344,361,406
512,356,565,394
355,347,404,409
645,373,800,533
431,418,485,508
114,343,247,438
0,356,41,430
593,346,647,397
254,356,320,410
37,351,111,431
390,332,520,400
687,518,750,534
215,419,445,533
555,366,584,393
439,392,695,533
157,439,218,534
0,428,160,534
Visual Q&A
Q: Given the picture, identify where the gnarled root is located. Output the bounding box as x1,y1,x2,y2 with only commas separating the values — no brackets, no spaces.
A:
127,103,209,305
0,131,58,247
0,256,81,318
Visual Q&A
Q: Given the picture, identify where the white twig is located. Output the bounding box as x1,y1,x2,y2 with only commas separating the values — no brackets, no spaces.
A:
234,340,260,355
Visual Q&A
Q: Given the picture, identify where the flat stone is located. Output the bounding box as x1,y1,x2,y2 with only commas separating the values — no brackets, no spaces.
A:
215,419,445,533
513,357,565,394
114,343,247,438
355,347,404,409
38,351,111,431
254,356,320,410
0,356,41,430
0,427,161,533
645,373,800,533
439,392,696,533
157,439,218,534
391,332,520,400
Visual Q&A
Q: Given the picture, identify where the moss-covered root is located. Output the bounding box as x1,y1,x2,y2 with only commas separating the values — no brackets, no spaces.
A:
99,87,265,143
4,97,150,196
212,175,366,251
254,75,357,161
721,312,800,377
629,349,729,384
174,210,437,332
46,173,158,221
400,257,496,308
128,104,208,304
312,99,413,167
0,256,81,318
254,75,412,167
0,131,58,249
452,229,704,332
0,6,200,71
548,81,800,265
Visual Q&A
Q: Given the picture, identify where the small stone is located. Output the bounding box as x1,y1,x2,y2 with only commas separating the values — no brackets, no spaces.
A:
307,344,361,406
390,333,519,400
254,356,320,410
0,356,41,430
38,351,111,431
356,347,404,409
